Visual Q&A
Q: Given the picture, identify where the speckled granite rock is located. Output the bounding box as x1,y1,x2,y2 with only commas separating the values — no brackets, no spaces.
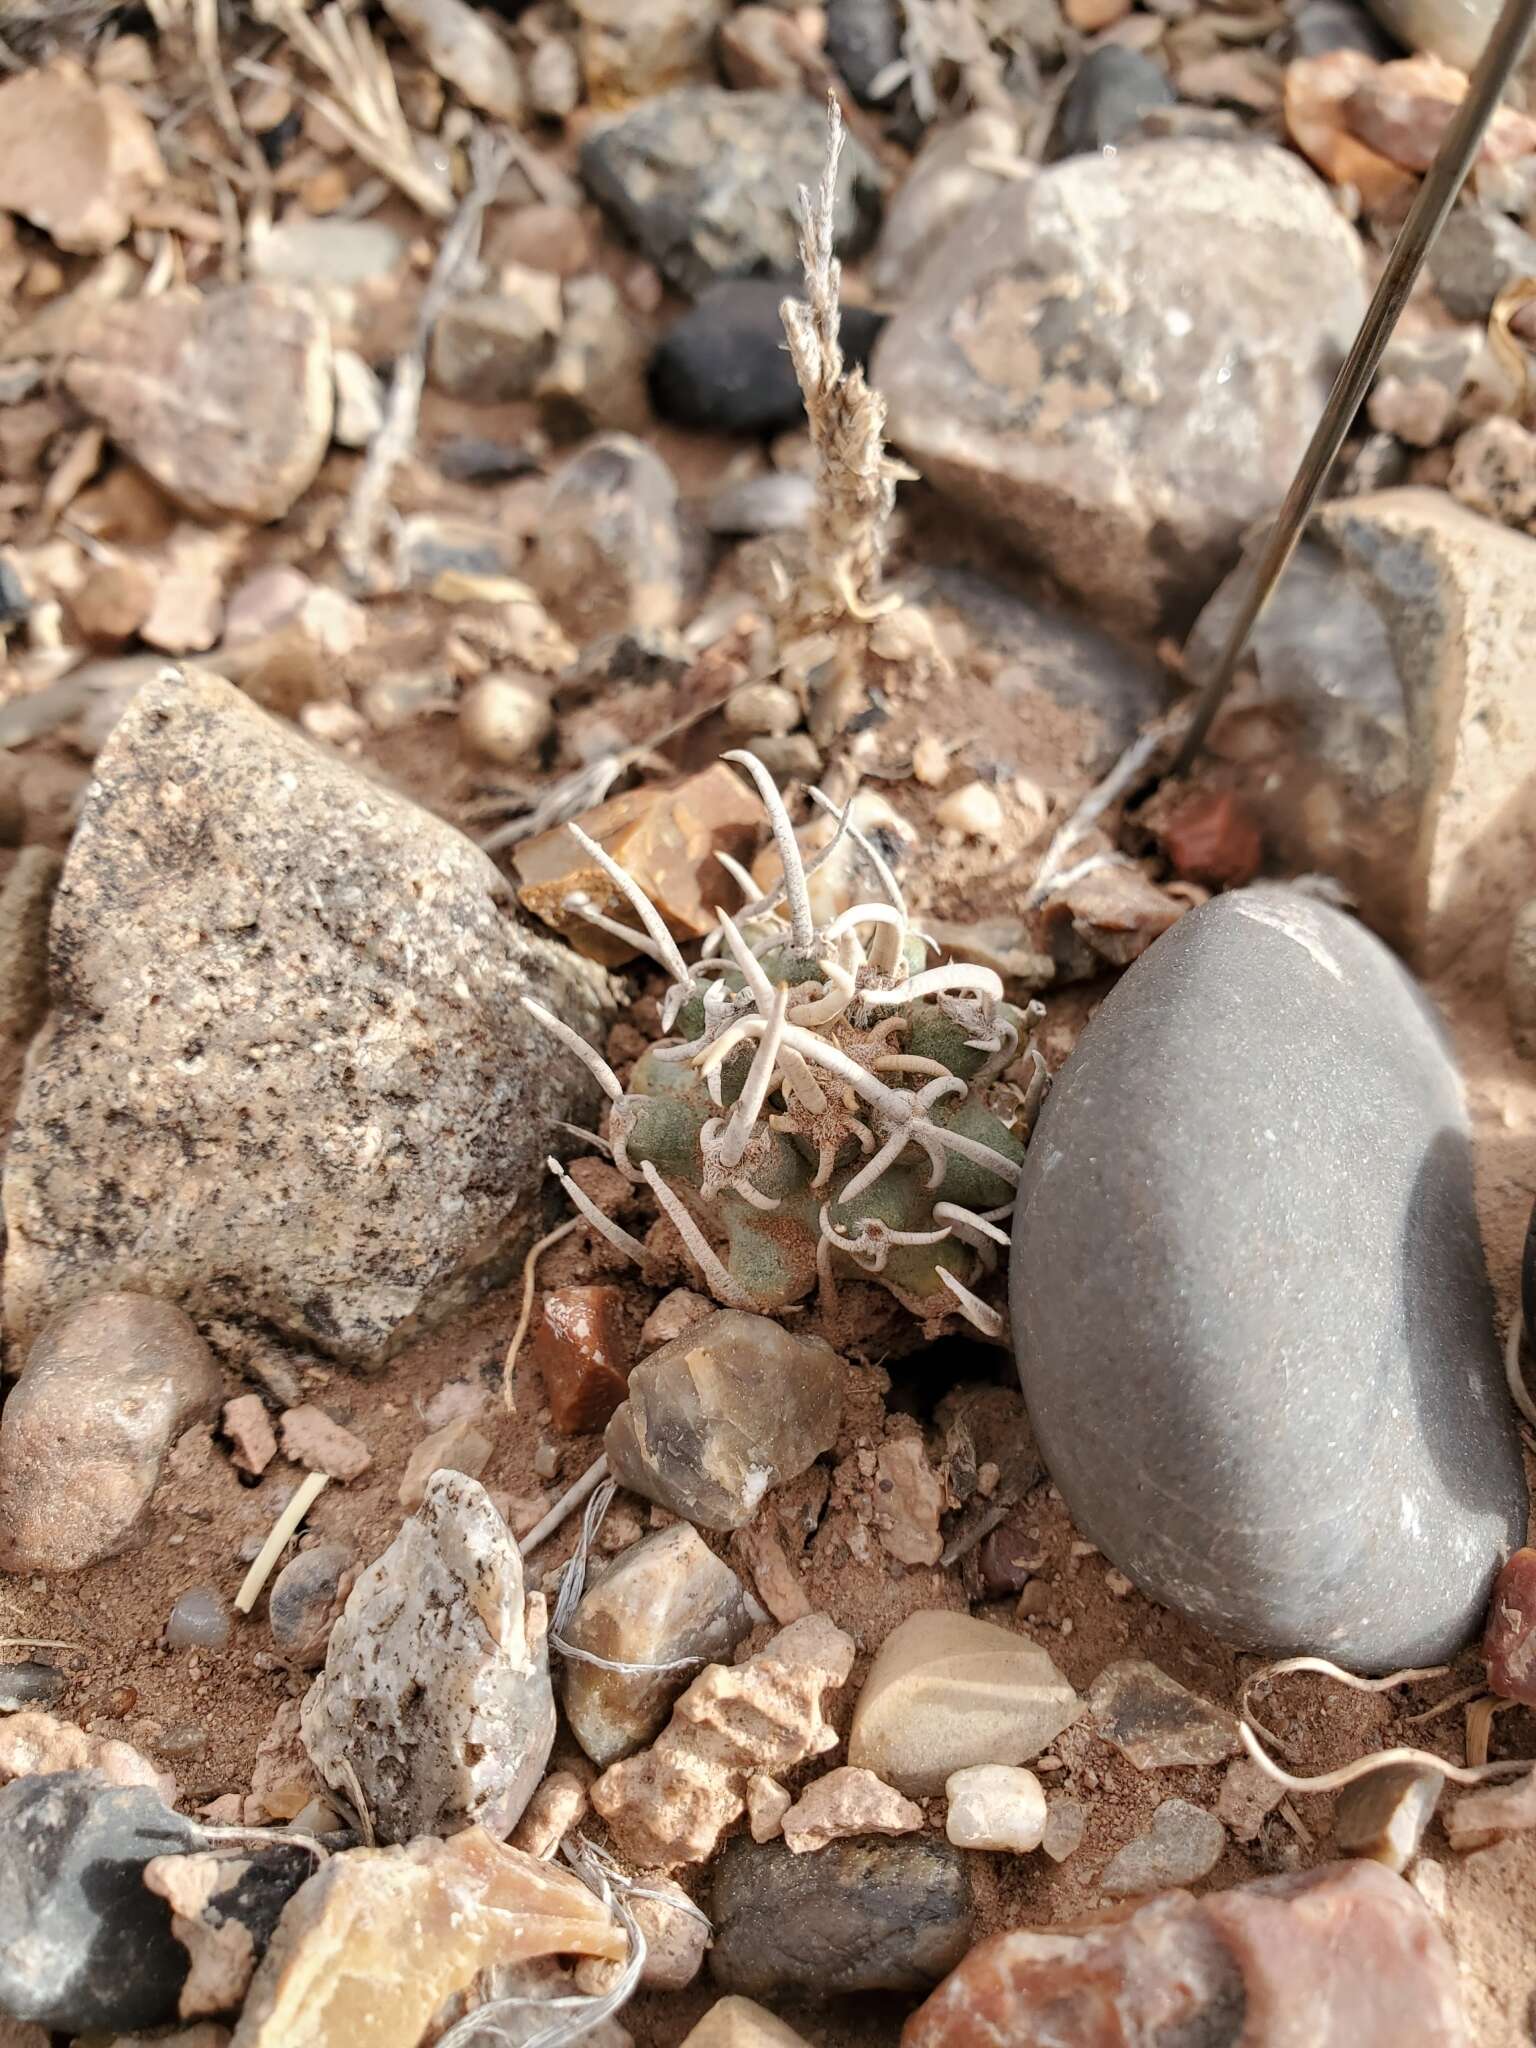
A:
1011,887,1526,1670
1,669,612,1365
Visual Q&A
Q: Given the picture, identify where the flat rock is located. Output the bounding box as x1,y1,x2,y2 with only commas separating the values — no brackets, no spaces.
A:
580,88,882,298
1335,1763,1442,1872
1100,1797,1226,1896
1087,1659,1240,1770
0,59,164,253
1188,490,1536,972
64,287,332,524
650,280,886,435
561,1522,753,1767
1011,887,1527,1670
301,1471,555,1843
227,1829,623,2048
2,670,611,1365
0,1771,200,2034
709,1835,972,1996
0,1294,221,1573
603,1309,843,1531
849,1610,1081,1796
904,1860,1467,2046
874,141,1366,630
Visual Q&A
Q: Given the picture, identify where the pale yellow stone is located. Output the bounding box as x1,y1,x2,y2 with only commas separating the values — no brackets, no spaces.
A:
849,1610,1080,1797
0,1711,175,1804
229,1829,623,2048
746,1773,791,1842
680,1997,812,2048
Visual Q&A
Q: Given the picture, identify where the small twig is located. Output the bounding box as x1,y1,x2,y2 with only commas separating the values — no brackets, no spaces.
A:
337,1756,376,1848
336,127,513,589
518,1455,611,1558
1024,723,1171,909
234,1471,330,1614
502,1217,580,1414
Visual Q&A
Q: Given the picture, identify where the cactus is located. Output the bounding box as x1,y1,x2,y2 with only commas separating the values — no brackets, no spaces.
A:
524,753,1044,1334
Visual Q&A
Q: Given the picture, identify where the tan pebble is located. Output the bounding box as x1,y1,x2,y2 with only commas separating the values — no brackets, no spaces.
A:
223,1393,277,1477
911,733,949,787
936,780,1006,841
746,1773,791,1841
279,1404,371,1482
640,1289,714,1352
398,1417,493,1509
780,1764,925,1854
510,1768,590,1859
460,673,554,765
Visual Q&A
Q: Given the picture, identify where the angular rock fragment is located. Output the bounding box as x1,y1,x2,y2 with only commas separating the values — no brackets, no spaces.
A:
1216,1759,1284,1843
1087,1659,1240,1770
1041,1797,1087,1863
561,1523,753,1767
710,1835,971,1997
780,1767,924,1854
222,1396,276,1479
1484,1546,1536,1704
431,275,562,404
580,89,881,298
509,1770,589,1860
397,1417,492,1509
302,1472,555,1844
1100,1797,1226,1897
1443,1769,1536,1852
849,1611,1080,1797
746,1774,791,1842
603,1310,843,1532
944,1765,1048,1854
64,288,332,524
1335,1764,1442,1872
227,1829,623,2048
278,1407,371,1483
573,0,725,104
591,1614,855,1866
903,1860,1466,2047
1012,888,1527,1669
0,1771,200,2034
873,1433,946,1568
0,1294,221,1573
533,1285,632,1435
875,142,1366,630
516,765,763,968
526,433,682,643
0,59,164,253
1188,493,1536,974
2,671,612,1365
682,1998,812,2048
144,1840,317,2019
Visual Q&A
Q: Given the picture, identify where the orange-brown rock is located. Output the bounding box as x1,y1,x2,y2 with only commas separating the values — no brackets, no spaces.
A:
1284,53,1415,212
1343,54,1536,172
1484,1545,1536,1705
227,1828,624,2048
514,762,762,966
532,1285,631,1434
1157,790,1263,889
903,1861,1466,2048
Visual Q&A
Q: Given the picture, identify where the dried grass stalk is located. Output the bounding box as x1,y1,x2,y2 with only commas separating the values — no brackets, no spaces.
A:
254,0,455,218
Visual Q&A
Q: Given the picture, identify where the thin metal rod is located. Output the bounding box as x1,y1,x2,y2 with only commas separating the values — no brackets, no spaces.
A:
1172,0,1536,774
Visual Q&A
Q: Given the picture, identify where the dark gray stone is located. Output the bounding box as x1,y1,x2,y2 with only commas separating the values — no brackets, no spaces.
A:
1289,0,1395,57
709,1835,971,1996
825,0,903,101
1010,887,1526,1672
650,280,887,436
922,568,1170,772
580,89,882,299
268,1540,353,1668
1430,208,1536,321
0,1661,65,1711
1045,47,1175,161
0,1770,200,2032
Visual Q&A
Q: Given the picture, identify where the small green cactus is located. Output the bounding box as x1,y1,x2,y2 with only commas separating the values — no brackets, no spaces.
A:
526,753,1042,1332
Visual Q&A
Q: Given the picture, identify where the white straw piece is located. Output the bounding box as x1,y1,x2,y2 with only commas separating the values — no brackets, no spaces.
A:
235,1472,330,1614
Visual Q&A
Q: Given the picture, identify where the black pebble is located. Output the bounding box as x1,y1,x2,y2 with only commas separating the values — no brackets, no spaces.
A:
0,555,30,629
1046,47,1176,161
650,280,887,436
825,0,904,102
0,1771,201,2033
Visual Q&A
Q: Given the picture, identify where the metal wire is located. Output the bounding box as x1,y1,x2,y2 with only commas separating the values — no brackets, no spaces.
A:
1171,0,1536,773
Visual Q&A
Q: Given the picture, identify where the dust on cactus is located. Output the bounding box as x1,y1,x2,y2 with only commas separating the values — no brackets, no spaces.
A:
523,752,1044,1334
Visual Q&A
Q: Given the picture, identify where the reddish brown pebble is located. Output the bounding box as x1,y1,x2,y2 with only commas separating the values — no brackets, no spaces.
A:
223,1392,277,1477
1158,790,1262,888
976,1505,1044,1598
279,1404,372,1481
1484,1545,1536,1705
903,1861,1465,2048
533,1285,631,1434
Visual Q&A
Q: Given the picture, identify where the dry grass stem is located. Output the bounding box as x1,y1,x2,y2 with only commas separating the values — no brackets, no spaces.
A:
254,0,455,218
337,125,513,588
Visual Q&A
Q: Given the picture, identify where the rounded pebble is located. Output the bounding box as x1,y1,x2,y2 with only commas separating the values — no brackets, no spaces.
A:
164,1588,230,1651
459,674,553,765
268,1541,353,1669
945,1764,1048,1853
